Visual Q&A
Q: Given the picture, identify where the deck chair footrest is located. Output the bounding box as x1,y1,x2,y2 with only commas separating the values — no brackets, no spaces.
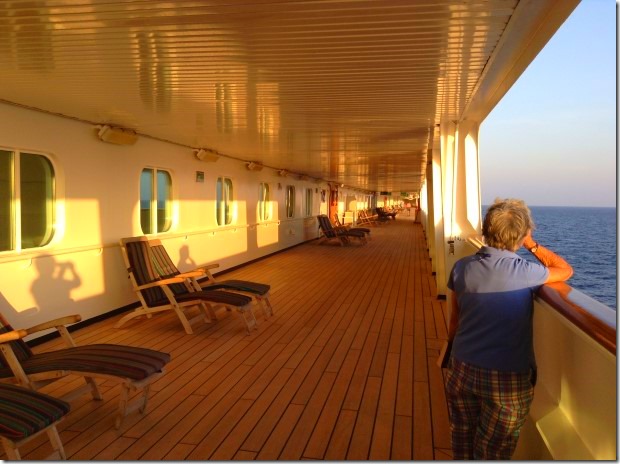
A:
0,383,70,441
1,345,171,381
203,280,270,295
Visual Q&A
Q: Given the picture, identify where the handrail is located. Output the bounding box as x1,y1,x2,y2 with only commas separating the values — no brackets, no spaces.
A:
0,219,290,265
537,282,616,355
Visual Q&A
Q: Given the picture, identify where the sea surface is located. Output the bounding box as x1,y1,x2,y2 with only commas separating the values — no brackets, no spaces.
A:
483,206,617,310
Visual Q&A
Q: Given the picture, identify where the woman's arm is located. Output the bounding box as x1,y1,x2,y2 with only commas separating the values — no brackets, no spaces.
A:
523,232,573,283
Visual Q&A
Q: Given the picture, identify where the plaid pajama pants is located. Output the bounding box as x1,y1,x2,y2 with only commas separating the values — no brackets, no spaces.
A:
444,358,534,460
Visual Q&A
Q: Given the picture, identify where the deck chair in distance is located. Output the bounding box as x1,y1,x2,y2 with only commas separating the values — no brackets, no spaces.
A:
0,383,70,460
148,239,273,319
358,209,380,226
317,215,367,246
376,207,397,221
0,313,170,429
119,237,257,334
332,213,371,240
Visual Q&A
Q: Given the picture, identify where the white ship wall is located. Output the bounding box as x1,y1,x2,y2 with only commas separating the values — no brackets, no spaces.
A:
0,102,338,335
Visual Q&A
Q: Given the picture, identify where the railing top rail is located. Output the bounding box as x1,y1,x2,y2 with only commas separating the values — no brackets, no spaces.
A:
538,282,616,355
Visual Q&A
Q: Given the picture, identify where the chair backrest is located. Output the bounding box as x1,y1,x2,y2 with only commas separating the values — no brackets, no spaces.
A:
147,241,192,297
0,314,33,368
121,237,183,306
317,215,337,237
149,240,180,279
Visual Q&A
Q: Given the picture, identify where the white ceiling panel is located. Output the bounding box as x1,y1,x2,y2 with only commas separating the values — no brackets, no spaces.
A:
0,0,521,192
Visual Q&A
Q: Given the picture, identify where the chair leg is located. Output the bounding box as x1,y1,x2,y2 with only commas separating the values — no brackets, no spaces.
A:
46,425,67,460
171,304,194,334
1,436,21,460
85,376,103,400
114,375,162,429
114,308,148,328
259,297,274,318
116,383,130,429
115,381,146,429
115,383,144,429
238,307,258,334
0,423,67,460
204,302,218,321
197,301,213,323
139,384,151,414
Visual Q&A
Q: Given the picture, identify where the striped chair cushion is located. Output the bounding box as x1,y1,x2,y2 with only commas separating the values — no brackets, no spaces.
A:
0,345,170,381
343,229,366,238
0,314,33,369
205,280,270,296
149,244,270,297
148,290,252,308
0,383,70,440
149,244,181,279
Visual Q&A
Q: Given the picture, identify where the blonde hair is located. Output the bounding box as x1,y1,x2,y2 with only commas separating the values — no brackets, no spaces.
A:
482,198,535,251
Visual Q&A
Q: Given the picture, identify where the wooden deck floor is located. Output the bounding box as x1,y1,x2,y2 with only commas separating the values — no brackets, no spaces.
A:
19,217,452,460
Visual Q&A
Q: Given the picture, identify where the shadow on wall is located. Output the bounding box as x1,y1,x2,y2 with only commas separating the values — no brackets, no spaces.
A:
31,255,81,315
178,245,197,270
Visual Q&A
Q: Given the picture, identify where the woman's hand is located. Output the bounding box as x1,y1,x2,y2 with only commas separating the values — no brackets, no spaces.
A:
522,230,536,250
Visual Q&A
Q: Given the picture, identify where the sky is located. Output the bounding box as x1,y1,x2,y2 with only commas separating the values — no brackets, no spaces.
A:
479,0,616,208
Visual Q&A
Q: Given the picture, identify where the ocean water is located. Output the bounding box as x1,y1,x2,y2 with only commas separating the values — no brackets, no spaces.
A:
483,206,617,310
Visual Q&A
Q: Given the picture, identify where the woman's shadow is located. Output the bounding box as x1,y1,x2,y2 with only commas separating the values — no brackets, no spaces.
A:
177,244,197,270
31,255,81,313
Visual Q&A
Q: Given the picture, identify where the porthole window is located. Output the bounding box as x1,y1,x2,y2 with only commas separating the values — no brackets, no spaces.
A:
216,177,234,225
285,185,295,218
0,150,55,251
140,168,172,234
258,182,271,221
305,188,313,217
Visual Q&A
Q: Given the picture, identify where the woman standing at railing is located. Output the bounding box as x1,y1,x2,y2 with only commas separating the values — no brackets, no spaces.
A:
444,198,573,460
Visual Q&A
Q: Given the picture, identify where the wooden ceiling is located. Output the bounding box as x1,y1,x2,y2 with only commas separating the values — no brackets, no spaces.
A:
0,0,572,193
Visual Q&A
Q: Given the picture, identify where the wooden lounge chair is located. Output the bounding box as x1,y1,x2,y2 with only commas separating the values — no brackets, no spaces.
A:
332,213,371,240
119,237,257,334
148,239,273,319
376,207,396,221
0,313,169,429
0,383,70,460
357,209,380,226
317,215,367,246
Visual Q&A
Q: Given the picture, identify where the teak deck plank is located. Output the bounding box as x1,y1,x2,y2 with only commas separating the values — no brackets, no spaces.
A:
16,217,451,460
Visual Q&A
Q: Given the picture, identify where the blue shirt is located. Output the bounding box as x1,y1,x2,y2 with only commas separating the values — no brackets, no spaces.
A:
447,246,549,372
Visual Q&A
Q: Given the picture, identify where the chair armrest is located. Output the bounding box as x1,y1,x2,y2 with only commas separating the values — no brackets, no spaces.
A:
195,263,219,272
136,277,185,290
176,270,205,279
0,329,28,344
24,315,82,336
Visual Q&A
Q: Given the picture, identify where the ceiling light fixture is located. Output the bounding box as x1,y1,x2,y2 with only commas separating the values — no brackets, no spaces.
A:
194,148,220,162
95,125,138,145
246,162,263,171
